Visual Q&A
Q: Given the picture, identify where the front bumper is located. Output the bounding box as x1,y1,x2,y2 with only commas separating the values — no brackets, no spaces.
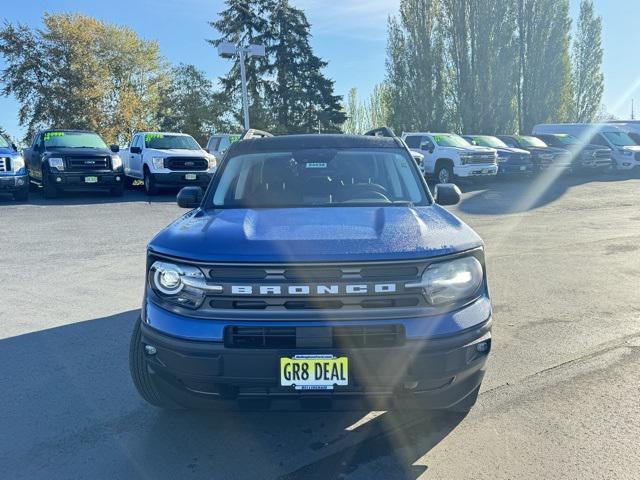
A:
497,162,534,175
0,173,28,192
139,302,492,409
454,164,498,178
45,171,123,190
150,171,213,188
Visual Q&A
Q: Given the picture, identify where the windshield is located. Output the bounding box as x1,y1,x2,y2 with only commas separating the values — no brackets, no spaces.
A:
432,134,471,148
43,131,108,149
145,134,201,150
549,134,579,146
210,148,428,208
0,135,10,148
472,136,508,148
602,131,636,146
517,136,548,148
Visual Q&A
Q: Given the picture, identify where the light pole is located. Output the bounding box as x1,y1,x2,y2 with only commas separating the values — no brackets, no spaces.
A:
217,42,266,130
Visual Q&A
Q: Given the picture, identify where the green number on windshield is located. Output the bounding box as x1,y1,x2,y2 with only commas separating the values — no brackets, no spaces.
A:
44,132,65,142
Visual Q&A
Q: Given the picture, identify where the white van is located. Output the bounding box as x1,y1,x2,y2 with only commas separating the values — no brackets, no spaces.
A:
605,121,640,145
532,123,640,171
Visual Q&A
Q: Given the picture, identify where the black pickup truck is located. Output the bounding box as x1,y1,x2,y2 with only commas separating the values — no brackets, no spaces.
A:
24,129,124,198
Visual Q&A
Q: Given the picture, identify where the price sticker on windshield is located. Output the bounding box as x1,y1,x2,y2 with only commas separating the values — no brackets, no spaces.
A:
306,162,327,169
145,133,164,142
44,132,65,142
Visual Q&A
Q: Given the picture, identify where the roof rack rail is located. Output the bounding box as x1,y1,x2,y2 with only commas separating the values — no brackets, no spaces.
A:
363,127,397,138
240,129,273,140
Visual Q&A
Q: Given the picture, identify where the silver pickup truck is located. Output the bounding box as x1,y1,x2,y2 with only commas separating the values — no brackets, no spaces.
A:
121,132,217,195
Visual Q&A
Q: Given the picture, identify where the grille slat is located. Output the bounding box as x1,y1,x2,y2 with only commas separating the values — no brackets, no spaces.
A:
0,157,9,172
225,325,405,349
65,156,110,171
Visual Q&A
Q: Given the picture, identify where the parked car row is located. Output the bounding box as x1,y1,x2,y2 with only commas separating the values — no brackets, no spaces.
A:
402,123,640,184
0,129,244,200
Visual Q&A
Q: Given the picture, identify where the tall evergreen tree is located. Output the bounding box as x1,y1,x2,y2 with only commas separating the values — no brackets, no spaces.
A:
571,0,604,122
516,0,573,133
208,0,276,129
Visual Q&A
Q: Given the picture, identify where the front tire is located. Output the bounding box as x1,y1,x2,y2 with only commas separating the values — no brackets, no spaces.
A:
144,169,159,195
129,317,183,409
435,163,454,184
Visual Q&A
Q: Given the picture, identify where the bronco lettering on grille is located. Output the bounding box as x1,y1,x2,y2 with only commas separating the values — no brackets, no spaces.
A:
230,284,397,295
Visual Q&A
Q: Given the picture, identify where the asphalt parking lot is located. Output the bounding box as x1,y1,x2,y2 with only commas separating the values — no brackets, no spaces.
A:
2,172,640,479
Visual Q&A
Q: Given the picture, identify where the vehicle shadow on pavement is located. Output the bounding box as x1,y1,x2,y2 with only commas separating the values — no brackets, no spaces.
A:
456,170,639,215
0,310,465,480
0,188,178,206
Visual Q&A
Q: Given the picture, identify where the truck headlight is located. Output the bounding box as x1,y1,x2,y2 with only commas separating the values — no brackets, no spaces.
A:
11,155,25,172
619,149,633,157
152,157,165,169
48,157,64,171
460,155,472,165
149,260,220,308
207,155,217,170
409,256,484,306
539,154,553,160
111,155,123,170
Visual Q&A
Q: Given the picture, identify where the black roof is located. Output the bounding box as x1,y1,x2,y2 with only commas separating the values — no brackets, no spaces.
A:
228,134,403,156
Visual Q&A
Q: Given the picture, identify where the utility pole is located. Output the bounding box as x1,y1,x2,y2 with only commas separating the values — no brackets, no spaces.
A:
217,42,266,130
632,99,635,120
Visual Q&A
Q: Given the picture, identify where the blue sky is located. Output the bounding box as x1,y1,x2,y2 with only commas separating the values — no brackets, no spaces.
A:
1,0,638,138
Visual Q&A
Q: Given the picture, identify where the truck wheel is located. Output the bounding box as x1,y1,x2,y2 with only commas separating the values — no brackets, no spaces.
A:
42,171,58,199
435,163,454,184
129,317,183,410
144,169,159,195
124,176,135,189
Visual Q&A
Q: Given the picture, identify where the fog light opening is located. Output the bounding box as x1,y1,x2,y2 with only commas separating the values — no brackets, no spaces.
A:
144,345,157,355
403,380,419,390
55,177,62,183
17,178,25,186
476,341,490,353
116,176,121,181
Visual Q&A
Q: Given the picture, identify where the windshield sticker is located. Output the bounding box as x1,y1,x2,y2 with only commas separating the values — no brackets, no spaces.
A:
306,162,327,169
44,132,65,142
145,133,164,142
229,135,240,143
433,135,445,142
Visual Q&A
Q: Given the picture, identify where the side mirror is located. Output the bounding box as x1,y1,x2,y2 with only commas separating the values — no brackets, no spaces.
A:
130,146,142,154
110,144,120,153
177,186,204,208
434,183,461,206
11,143,18,151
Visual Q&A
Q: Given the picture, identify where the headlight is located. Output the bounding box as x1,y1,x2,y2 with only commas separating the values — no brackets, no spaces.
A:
111,155,122,170
11,155,25,172
48,157,64,171
539,154,553,160
409,256,484,306
460,155,472,165
207,155,217,170
152,157,165,169
619,149,633,157
149,260,220,309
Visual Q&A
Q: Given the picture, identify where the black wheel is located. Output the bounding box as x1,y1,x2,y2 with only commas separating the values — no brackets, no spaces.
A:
129,317,183,409
110,183,124,197
42,171,58,199
144,169,159,195
13,187,29,201
124,176,135,189
435,163,454,184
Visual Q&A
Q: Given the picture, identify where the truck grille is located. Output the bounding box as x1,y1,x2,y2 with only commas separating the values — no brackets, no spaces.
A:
164,157,208,171
66,156,110,171
0,157,9,172
225,325,405,349
466,154,496,165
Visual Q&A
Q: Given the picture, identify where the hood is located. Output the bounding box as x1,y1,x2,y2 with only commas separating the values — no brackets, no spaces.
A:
45,147,113,156
621,145,640,152
495,147,529,156
446,146,495,154
145,148,206,157
522,146,568,156
0,147,17,155
149,206,483,263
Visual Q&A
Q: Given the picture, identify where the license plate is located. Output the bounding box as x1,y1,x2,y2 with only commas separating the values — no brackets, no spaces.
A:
84,176,98,183
481,169,488,174
280,355,348,390
185,173,197,180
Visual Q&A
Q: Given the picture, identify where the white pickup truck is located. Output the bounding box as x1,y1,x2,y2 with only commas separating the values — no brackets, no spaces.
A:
121,132,217,195
402,132,498,183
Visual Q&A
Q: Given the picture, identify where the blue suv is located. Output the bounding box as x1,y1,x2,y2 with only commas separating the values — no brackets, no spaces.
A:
129,128,493,411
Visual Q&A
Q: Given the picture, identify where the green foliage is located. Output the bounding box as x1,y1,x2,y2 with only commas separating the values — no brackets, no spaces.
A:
342,84,391,134
210,0,345,133
0,13,167,143
571,0,604,123
157,64,235,145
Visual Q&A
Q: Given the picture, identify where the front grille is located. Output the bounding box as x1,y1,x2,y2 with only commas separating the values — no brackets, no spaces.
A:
209,265,419,282
0,157,8,172
164,157,208,171
466,154,496,165
66,156,110,171
595,150,611,159
225,325,405,349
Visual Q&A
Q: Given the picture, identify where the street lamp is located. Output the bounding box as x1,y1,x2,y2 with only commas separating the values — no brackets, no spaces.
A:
217,42,266,130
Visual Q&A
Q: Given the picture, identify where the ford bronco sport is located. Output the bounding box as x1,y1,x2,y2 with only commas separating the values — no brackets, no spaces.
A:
129,128,492,411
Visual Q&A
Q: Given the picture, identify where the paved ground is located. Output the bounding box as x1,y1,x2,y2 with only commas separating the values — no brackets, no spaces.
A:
1,172,639,479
